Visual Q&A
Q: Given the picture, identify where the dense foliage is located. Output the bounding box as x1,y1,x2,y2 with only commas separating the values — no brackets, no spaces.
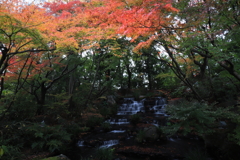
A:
0,0,239,159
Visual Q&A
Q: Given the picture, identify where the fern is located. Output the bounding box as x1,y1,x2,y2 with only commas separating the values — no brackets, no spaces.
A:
27,123,71,152
163,101,237,136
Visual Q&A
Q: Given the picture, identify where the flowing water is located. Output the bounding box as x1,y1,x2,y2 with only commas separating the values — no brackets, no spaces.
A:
105,118,129,125
77,141,84,147
77,97,168,147
117,98,145,115
117,97,167,115
110,130,126,133
75,97,204,160
99,140,119,148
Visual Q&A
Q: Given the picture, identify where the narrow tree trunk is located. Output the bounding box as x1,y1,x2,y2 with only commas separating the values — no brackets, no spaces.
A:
163,43,203,101
36,83,47,115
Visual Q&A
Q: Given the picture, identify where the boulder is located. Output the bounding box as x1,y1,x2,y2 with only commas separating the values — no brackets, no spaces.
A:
41,154,70,160
144,125,159,141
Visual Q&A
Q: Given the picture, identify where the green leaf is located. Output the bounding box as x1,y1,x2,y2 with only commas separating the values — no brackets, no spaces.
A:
35,132,44,138
1,145,8,154
0,147,4,157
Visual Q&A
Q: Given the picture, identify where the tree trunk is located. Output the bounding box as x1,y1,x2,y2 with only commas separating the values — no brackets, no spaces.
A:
36,83,47,115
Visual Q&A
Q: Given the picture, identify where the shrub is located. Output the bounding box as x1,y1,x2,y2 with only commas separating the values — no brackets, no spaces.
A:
135,130,146,143
0,121,27,159
0,147,3,158
99,107,111,118
1,91,37,121
25,123,71,152
57,117,87,136
156,126,167,140
132,91,140,100
227,101,240,142
86,116,104,128
109,104,118,116
45,93,70,118
130,114,141,125
163,101,236,136
41,155,70,160
0,144,23,160
95,148,114,160
101,122,112,132
99,104,118,118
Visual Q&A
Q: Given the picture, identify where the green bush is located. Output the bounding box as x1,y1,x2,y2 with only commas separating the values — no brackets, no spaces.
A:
45,93,70,118
41,154,70,160
229,116,240,146
170,85,188,98
99,104,118,118
1,91,37,120
132,91,141,100
0,144,23,160
163,101,236,136
156,126,167,140
0,121,28,159
86,116,104,128
130,114,141,125
101,122,112,132
135,130,146,143
156,72,181,92
26,123,71,152
95,148,114,160
99,107,111,118
109,104,118,116
0,146,3,158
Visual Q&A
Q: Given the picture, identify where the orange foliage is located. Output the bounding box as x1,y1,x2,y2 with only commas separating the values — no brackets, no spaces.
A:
1,0,179,53
1,0,179,48
43,0,179,51
1,0,179,82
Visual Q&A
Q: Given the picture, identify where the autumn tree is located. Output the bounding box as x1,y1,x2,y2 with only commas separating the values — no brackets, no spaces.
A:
0,0,93,117
90,0,240,101
0,0,58,99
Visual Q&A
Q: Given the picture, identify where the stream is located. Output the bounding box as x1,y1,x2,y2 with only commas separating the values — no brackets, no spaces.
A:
69,97,205,160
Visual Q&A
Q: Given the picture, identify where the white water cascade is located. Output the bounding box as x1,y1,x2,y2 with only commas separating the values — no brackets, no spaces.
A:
116,97,167,115
99,140,119,148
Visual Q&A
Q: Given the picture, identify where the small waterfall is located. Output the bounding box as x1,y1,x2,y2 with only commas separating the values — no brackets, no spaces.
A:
105,118,129,125
124,97,135,102
117,119,129,125
77,141,85,147
99,140,119,148
117,98,144,115
75,96,206,160
151,97,167,116
167,135,180,142
152,120,159,126
155,97,166,105
110,130,125,133
117,97,167,115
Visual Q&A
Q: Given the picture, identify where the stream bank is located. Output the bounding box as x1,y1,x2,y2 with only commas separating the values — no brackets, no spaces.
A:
66,97,206,160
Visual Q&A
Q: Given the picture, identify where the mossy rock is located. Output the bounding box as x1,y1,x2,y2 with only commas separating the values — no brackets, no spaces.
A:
41,154,70,160
144,125,159,141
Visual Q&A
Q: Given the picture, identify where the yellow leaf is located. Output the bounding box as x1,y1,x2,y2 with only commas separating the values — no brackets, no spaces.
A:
0,148,4,157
